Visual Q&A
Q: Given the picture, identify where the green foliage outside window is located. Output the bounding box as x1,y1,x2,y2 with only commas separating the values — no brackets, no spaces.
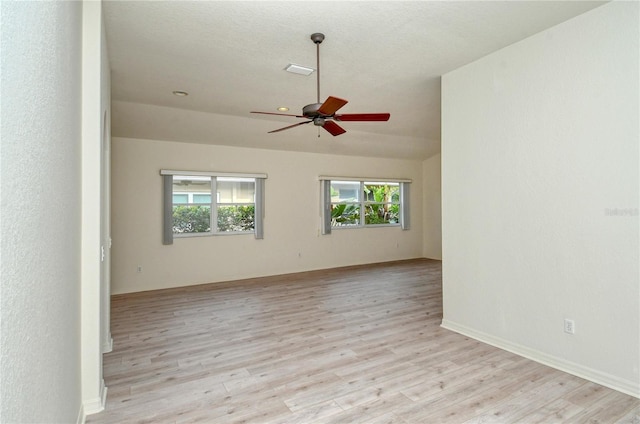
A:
217,205,255,232
364,184,399,225
365,203,400,225
173,205,255,233
173,205,211,233
331,203,360,226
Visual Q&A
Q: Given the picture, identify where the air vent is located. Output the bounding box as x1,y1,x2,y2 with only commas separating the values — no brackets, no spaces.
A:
284,64,314,76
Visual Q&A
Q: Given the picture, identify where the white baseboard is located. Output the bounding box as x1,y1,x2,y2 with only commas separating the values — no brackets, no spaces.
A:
83,379,108,415
441,319,640,399
103,334,113,353
76,404,85,424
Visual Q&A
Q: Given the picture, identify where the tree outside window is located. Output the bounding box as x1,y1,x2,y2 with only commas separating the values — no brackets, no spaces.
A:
329,180,401,228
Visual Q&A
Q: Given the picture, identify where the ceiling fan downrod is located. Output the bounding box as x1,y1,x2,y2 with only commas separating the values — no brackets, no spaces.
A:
310,33,324,104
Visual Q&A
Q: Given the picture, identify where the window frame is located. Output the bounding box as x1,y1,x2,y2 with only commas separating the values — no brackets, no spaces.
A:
320,176,411,234
214,177,259,235
329,180,362,227
161,170,266,244
362,181,401,226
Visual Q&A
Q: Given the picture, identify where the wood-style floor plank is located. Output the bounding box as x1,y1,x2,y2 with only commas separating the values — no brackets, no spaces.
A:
88,259,639,423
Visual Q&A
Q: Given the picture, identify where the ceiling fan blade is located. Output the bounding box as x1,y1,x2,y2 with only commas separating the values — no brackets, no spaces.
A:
251,111,304,118
334,113,390,122
322,120,346,136
267,120,312,133
318,96,348,115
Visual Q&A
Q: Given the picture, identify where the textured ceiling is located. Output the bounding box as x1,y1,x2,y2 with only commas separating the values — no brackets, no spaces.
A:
104,1,605,159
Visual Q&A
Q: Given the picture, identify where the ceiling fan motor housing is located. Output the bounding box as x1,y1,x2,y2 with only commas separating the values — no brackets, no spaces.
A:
303,103,323,118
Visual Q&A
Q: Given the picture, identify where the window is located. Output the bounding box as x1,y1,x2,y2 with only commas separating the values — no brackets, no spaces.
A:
329,181,400,227
173,193,189,204
172,176,212,234
363,182,400,225
161,170,266,244
330,181,361,227
216,177,256,233
193,194,211,204
321,177,410,234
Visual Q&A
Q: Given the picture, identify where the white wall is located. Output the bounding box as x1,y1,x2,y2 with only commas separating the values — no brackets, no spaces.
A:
442,1,639,397
112,100,437,161
0,1,84,422
111,138,424,294
100,0,113,357
81,0,109,416
422,153,442,259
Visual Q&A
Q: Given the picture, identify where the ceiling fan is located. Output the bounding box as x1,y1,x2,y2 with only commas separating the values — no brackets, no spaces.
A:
251,33,390,136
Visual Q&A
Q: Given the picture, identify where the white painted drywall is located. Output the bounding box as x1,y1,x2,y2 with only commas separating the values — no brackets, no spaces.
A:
100,1,113,356
81,0,108,415
442,2,639,396
0,1,84,422
111,138,424,294
423,153,442,259
111,100,439,160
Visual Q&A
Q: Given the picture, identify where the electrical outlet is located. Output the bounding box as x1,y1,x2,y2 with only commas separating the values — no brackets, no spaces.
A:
137,266,143,273
564,319,575,335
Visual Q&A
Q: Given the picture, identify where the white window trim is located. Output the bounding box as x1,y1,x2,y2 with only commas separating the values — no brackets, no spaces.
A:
162,169,267,179
162,170,266,244
318,175,411,183
321,178,411,234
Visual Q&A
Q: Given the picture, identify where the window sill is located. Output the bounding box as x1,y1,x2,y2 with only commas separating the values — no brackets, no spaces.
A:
173,231,255,239
331,223,401,230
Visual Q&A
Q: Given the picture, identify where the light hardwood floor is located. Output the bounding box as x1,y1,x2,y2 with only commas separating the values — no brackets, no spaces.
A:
88,259,639,423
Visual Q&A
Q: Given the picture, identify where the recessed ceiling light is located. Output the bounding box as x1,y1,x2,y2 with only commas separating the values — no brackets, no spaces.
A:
172,90,189,97
277,107,289,112
284,64,314,76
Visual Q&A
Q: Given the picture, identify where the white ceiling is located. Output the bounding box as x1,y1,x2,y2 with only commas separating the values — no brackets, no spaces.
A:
104,1,605,160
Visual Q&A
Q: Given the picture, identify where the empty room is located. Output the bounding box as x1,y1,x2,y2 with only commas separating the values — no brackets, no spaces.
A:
1,1,638,423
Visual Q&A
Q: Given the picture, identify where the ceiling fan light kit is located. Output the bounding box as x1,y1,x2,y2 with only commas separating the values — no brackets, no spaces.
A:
251,32,390,137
